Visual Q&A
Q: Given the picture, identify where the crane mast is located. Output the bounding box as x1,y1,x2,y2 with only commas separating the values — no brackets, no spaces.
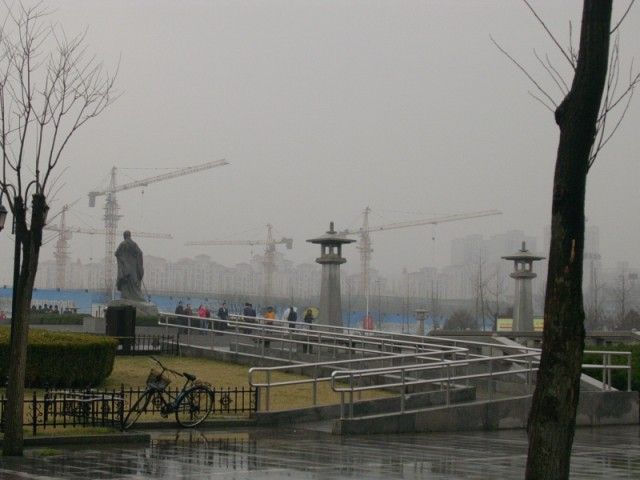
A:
343,208,503,327
89,159,229,297
53,206,71,289
186,223,293,300
47,203,172,290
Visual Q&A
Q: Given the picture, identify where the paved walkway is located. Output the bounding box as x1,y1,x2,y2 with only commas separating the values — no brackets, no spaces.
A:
0,425,638,479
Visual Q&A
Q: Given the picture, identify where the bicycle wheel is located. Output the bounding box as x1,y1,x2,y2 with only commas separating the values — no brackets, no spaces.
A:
175,386,213,428
123,392,152,430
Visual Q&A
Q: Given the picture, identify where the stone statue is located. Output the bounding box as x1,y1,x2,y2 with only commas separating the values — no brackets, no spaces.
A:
115,230,145,302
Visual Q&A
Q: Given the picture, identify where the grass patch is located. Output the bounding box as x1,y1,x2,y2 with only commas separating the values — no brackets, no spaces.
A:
34,448,62,456
105,355,391,412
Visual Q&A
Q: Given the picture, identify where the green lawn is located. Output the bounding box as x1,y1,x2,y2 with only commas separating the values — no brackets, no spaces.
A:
105,355,390,411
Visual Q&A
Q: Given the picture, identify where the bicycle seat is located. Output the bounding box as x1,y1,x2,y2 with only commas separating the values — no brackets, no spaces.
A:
184,372,196,382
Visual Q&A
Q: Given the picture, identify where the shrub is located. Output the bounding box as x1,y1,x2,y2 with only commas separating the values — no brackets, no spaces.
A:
28,313,84,325
136,315,160,327
582,343,640,392
0,327,118,388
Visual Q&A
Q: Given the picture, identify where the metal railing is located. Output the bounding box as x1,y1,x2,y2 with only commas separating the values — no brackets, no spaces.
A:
113,334,178,356
158,312,632,415
0,385,258,436
159,311,473,362
330,349,632,419
248,348,468,411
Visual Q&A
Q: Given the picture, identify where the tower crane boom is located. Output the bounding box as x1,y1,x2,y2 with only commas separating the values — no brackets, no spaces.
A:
186,224,293,299
186,238,293,248
340,210,502,235
88,158,229,298
88,159,229,207
343,207,503,328
46,225,173,239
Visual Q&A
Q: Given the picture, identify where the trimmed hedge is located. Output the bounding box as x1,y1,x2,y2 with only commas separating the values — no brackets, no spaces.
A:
0,327,118,388
136,315,160,327
28,313,84,325
582,343,640,392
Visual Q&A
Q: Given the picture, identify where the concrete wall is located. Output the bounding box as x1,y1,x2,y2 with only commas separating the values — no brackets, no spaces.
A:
336,391,639,434
254,386,476,426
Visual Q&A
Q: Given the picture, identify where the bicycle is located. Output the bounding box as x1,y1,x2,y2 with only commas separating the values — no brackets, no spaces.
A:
123,356,214,429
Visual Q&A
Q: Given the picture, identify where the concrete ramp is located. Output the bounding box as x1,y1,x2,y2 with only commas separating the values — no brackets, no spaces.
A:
335,390,639,435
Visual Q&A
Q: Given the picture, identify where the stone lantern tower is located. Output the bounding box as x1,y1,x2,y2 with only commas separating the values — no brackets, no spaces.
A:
502,241,545,332
307,222,355,327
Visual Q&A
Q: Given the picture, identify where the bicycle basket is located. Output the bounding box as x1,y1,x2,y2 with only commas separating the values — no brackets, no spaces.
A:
146,368,171,388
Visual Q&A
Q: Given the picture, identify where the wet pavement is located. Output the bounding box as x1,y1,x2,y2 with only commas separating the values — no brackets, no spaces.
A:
0,425,638,479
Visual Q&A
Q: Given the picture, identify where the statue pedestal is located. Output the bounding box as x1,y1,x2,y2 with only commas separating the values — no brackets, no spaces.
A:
107,299,158,318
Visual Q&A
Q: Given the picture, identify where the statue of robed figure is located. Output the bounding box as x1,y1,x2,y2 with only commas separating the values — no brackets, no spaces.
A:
115,230,145,302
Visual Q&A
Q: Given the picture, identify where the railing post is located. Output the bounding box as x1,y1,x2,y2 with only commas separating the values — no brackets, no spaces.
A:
465,351,470,387
489,358,493,401
266,371,271,411
32,390,37,436
446,364,451,406
120,384,125,431
628,353,632,392
400,368,406,413
349,373,354,419
234,318,240,354
313,365,318,406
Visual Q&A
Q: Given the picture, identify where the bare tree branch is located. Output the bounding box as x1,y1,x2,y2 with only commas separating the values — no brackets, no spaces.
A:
611,0,636,34
522,0,575,69
533,49,568,96
528,91,555,113
491,35,557,108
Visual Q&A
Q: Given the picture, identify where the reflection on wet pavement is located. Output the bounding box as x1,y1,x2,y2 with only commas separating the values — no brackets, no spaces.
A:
0,425,638,479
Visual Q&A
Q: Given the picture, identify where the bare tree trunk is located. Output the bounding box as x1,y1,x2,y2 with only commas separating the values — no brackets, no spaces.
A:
3,194,48,456
525,2,612,478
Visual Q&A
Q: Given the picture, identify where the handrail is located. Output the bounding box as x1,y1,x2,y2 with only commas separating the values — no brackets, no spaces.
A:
330,349,631,419
157,311,632,415
158,310,561,356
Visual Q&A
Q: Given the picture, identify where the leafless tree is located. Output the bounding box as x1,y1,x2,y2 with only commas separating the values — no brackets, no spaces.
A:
484,262,507,331
0,3,116,455
611,268,634,329
584,266,606,331
443,309,476,331
494,1,638,477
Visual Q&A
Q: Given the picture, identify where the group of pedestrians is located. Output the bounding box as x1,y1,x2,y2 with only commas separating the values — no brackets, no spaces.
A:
174,300,230,332
173,299,316,353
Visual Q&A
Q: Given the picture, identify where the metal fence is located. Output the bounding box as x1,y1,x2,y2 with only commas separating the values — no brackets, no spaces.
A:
113,335,179,356
0,385,257,436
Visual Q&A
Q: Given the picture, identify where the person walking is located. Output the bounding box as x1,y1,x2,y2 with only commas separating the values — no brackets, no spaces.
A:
242,302,256,336
302,308,314,354
217,301,229,331
283,305,297,328
174,301,184,315
263,306,276,348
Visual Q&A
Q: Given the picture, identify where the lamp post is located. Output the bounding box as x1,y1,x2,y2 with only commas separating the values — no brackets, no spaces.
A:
9,197,21,345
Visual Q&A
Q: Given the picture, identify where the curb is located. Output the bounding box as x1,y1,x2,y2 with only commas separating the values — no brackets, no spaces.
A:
1,433,152,448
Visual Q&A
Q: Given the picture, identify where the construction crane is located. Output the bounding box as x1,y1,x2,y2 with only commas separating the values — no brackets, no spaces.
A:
88,158,229,297
340,207,503,319
186,223,293,300
45,204,172,290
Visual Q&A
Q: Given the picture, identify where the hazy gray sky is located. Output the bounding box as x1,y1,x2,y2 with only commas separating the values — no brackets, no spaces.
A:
1,1,639,284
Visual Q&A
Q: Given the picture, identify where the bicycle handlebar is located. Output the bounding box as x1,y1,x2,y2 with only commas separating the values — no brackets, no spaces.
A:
149,355,183,378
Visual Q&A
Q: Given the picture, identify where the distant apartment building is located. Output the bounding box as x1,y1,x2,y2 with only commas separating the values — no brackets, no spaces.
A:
35,252,321,300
